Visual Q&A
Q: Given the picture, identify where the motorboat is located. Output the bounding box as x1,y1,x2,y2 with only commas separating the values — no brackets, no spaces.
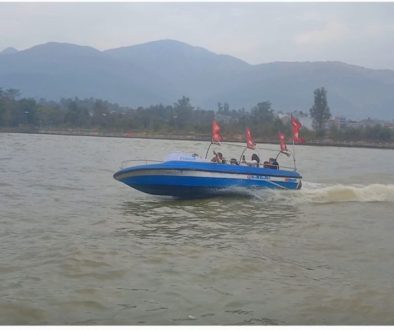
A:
114,117,304,197
114,152,302,197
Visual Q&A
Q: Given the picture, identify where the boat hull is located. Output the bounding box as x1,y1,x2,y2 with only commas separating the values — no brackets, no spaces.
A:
114,161,302,197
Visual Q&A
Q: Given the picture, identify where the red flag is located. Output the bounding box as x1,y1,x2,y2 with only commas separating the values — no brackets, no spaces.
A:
278,132,288,152
211,120,223,144
245,128,256,150
291,115,305,143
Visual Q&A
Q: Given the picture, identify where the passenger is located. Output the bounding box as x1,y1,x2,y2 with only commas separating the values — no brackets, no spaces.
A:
264,158,279,169
211,151,219,163
240,155,247,165
230,158,239,165
271,158,279,170
250,153,260,167
211,151,225,164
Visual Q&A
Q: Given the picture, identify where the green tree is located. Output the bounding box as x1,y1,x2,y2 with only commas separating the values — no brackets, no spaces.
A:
364,124,392,142
248,101,276,138
0,88,6,125
92,100,109,128
0,88,20,127
251,101,274,123
309,87,331,134
223,102,230,114
36,101,64,127
172,96,194,129
18,98,38,126
64,99,90,127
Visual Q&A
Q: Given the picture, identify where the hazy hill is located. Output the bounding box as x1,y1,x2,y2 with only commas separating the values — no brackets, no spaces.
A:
0,47,18,55
1,40,394,119
104,39,251,102
0,42,177,105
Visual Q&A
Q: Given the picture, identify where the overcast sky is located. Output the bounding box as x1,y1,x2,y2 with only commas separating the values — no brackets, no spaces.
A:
1,2,394,70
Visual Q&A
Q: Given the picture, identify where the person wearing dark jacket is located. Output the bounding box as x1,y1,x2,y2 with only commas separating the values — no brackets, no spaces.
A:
250,153,260,167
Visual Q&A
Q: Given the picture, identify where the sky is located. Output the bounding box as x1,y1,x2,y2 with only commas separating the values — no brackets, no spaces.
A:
1,2,394,70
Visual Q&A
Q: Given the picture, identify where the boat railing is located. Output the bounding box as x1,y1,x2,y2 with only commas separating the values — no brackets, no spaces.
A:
120,159,161,169
273,164,296,171
120,158,297,171
205,141,298,171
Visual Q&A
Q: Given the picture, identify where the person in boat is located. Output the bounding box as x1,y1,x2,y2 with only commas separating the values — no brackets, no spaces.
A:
271,158,279,169
263,158,279,169
240,155,247,165
250,153,260,167
230,158,239,165
211,151,225,164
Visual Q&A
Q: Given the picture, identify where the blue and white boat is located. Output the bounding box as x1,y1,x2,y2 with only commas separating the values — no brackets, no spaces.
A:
114,119,305,197
114,152,302,197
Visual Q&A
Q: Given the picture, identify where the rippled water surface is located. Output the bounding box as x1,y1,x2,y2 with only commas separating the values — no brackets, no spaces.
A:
1,133,394,325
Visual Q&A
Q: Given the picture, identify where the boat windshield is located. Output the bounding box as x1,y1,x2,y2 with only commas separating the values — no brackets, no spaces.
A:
164,152,205,162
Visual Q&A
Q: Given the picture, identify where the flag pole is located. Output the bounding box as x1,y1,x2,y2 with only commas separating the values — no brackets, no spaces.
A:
292,136,297,171
291,113,297,171
205,142,213,159
239,146,247,163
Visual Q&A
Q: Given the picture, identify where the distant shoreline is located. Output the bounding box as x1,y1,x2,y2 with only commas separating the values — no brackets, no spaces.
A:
2,128,394,150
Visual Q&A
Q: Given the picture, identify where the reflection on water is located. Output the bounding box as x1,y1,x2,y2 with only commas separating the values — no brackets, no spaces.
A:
117,193,300,247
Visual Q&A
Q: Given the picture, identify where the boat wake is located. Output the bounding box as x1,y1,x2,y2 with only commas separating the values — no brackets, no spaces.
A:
252,183,394,204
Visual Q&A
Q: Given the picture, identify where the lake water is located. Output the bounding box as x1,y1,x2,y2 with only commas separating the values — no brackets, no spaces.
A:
1,133,394,325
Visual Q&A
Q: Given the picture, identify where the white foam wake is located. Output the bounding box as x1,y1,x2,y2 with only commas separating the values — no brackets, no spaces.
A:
296,183,394,204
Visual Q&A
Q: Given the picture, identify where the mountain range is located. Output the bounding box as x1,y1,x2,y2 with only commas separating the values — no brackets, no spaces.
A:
1,39,394,120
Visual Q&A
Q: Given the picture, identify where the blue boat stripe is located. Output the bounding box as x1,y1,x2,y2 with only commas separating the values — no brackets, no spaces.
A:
119,175,299,190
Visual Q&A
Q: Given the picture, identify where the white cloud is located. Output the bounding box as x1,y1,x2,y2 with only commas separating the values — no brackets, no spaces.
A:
365,23,394,38
294,21,350,47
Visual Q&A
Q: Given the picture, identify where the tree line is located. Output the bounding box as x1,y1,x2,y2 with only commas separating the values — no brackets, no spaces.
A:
0,87,393,143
